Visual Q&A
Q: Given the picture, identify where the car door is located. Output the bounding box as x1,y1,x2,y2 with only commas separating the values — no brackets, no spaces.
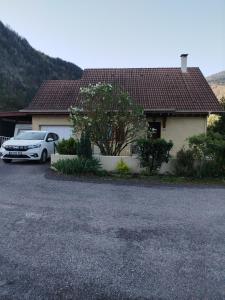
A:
45,133,55,156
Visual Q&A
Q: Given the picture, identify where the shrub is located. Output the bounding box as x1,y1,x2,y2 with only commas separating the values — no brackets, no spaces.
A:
175,148,195,177
116,159,130,174
53,157,102,176
197,160,222,178
175,133,225,178
188,132,225,176
136,138,173,174
77,131,92,159
209,96,225,136
56,138,77,155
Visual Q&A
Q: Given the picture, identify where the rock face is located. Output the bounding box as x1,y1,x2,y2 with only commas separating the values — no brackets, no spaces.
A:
207,71,225,100
207,71,225,85
0,21,83,111
210,84,225,100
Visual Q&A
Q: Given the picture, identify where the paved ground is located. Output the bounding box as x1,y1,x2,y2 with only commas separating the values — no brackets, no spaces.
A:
0,161,225,299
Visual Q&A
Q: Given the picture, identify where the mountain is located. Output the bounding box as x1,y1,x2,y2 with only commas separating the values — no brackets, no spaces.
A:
209,84,225,100
207,71,225,85
0,21,83,111
207,71,225,100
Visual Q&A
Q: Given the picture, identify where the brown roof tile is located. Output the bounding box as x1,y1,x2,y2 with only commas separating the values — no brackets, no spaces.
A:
25,68,223,113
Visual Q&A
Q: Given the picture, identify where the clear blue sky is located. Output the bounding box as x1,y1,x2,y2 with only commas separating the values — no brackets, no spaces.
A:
0,0,224,76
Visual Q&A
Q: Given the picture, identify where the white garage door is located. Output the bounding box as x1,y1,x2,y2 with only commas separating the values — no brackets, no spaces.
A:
40,125,73,140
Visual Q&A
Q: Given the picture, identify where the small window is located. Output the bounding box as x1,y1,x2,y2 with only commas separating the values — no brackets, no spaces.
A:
46,133,54,141
52,133,59,141
148,122,161,139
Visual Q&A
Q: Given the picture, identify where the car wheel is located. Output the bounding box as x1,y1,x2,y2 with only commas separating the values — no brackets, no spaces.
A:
40,150,48,164
2,159,12,163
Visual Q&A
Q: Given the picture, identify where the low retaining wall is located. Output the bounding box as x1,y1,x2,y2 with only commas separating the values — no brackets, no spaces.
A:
51,154,175,174
51,154,141,173
51,154,77,164
159,159,176,175
94,155,141,173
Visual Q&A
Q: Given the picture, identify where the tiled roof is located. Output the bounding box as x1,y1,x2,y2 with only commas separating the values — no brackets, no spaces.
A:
25,68,223,113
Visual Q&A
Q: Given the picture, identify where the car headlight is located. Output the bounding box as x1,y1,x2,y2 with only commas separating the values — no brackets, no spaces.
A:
27,144,42,149
1,143,6,149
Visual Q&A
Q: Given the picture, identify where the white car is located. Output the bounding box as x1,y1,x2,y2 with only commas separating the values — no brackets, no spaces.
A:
0,131,59,163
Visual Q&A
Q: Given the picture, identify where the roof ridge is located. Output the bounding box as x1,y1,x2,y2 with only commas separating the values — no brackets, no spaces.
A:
84,67,199,71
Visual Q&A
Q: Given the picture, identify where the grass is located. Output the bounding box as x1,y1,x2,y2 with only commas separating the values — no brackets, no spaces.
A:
156,175,225,185
106,172,225,185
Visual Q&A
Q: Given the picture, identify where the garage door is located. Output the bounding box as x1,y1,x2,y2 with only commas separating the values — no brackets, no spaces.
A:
40,126,73,140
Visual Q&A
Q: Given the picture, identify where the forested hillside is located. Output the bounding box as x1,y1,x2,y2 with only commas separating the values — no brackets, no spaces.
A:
0,21,82,111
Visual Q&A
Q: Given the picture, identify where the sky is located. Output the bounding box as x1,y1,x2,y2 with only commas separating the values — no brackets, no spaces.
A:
0,0,224,76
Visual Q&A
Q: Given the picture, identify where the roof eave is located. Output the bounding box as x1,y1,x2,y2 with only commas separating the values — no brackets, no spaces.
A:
20,109,70,115
21,108,225,116
208,111,225,114
145,109,224,115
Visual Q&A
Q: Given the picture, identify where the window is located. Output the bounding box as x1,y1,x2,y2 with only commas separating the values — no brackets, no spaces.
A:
15,131,46,140
148,122,161,139
46,133,55,141
52,133,59,141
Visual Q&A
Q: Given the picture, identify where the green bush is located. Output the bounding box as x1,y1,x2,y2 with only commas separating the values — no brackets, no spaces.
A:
188,132,225,177
136,138,173,174
175,148,195,177
197,160,222,178
77,131,92,159
116,159,130,174
56,138,77,155
208,96,225,137
53,157,102,176
175,133,225,178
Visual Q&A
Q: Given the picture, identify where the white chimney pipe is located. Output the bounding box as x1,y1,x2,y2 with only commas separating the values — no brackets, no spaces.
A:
180,54,188,72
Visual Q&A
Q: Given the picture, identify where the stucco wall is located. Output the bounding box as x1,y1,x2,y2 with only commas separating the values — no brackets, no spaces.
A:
33,114,207,156
160,116,207,155
32,115,71,130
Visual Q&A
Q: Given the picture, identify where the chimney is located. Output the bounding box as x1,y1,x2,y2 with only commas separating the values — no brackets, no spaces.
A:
180,54,188,72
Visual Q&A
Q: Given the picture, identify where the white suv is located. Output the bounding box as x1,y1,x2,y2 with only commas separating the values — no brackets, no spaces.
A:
0,131,59,163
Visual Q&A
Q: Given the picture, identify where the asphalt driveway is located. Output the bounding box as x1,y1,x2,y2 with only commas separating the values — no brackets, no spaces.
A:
0,161,225,299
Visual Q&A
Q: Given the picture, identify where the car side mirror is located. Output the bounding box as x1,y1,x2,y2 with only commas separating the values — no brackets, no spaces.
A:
47,138,54,142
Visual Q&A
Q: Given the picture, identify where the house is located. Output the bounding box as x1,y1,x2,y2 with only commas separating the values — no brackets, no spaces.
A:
22,55,223,155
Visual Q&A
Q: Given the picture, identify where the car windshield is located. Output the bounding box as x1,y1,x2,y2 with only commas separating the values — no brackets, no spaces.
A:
14,131,46,140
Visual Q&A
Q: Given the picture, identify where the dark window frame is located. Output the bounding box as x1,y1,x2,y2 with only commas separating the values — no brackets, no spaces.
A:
148,122,161,139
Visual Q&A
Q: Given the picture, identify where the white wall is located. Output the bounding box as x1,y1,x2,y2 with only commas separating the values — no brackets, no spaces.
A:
94,155,141,173
51,154,174,174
